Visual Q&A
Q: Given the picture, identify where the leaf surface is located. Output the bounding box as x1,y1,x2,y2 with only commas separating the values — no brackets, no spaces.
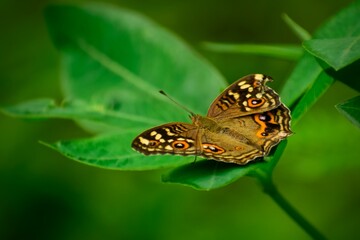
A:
43,132,194,170
336,95,360,128
45,4,227,124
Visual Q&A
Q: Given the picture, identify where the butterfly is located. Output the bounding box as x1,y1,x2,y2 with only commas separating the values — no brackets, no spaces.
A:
132,74,292,165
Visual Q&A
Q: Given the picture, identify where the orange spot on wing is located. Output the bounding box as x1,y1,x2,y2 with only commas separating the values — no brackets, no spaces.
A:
171,140,189,150
254,115,267,138
202,144,225,154
234,146,243,151
248,98,265,108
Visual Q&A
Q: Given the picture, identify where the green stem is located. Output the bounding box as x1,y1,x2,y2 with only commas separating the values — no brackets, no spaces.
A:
255,171,327,240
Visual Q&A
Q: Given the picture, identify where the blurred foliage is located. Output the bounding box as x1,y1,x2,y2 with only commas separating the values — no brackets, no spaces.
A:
1,0,359,240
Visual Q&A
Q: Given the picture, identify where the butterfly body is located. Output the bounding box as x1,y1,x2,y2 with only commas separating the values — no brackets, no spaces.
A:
132,74,292,165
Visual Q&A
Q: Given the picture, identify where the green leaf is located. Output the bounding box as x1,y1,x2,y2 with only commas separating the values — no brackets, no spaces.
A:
162,160,259,191
291,72,334,125
256,140,288,172
282,14,311,41
45,4,227,127
2,99,57,117
5,2,356,193
42,132,194,170
162,141,288,191
336,95,360,128
202,42,303,61
1,99,162,129
282,1,360,106
32,3,229,170
314,1,360,39
303,37,360,71
280,53,323,107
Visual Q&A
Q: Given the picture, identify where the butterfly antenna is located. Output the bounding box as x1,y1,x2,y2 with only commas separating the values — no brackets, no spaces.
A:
159,90,196,116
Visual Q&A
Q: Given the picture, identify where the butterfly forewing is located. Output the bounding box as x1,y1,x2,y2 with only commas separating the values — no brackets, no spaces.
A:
131,123,200,156
207,74,281,118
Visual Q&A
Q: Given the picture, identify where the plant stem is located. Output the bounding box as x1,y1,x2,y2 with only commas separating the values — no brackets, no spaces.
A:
258,173,327,240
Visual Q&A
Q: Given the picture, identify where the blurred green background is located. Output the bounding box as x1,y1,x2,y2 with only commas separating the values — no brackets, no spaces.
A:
1,0,359,239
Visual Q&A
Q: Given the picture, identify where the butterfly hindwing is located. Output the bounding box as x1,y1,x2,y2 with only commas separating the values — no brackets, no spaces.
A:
197,128,265,164
199,103,292,164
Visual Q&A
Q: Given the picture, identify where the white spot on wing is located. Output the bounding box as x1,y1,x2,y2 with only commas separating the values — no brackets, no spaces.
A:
165,128,176,136
228,90,240,100
254,74,264,81
139,137,149,145
240,84,251,89
165,145,173,150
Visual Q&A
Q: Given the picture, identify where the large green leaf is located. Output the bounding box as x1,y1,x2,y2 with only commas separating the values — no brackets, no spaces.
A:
42,132,194,170
0,3,230,171
45,4,227,124
336,95,360,128
41,4,230,168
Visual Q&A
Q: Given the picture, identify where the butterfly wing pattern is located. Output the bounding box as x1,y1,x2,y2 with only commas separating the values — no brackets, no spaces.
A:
207,74,280,118
132,74,292,165
132,122,200,156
